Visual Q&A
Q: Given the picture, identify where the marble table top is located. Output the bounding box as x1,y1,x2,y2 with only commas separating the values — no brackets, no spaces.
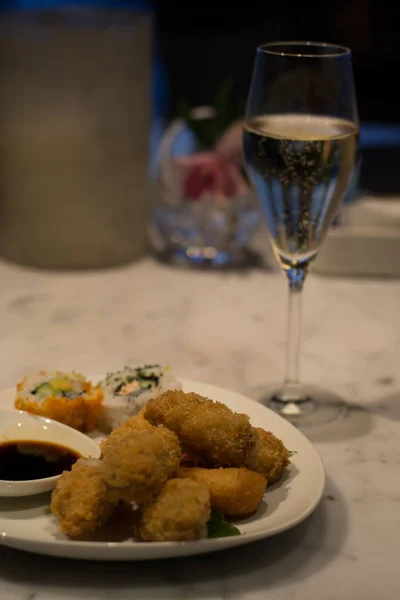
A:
0,256,399,600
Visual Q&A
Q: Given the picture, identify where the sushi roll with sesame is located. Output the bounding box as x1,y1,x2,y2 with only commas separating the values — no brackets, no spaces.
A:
15,371,103,432
98,365,181,432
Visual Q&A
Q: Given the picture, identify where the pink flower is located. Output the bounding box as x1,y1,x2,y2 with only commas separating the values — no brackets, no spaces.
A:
173,152,248,201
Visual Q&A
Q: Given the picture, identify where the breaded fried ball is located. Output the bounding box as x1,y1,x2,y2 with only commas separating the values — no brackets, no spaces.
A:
101,427,182,503
100,414,153,457
50,458,116,537
139,478,210,542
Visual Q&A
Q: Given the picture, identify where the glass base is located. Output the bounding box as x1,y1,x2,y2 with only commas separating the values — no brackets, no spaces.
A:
156,246,262,269
256,383,347,428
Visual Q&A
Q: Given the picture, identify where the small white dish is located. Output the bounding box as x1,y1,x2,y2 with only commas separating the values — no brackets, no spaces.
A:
0,409,101,497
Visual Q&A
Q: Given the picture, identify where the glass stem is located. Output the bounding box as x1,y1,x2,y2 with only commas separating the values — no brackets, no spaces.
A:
282,267,307,402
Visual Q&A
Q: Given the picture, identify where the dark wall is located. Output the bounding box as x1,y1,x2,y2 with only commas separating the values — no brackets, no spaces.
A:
1,1,397,123
155,0,399,122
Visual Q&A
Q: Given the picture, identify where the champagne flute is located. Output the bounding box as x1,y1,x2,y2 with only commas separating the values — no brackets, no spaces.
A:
243,42,359,427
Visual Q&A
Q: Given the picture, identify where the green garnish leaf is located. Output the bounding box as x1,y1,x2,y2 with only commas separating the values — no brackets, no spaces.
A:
207,510,240,538
288,451,297,458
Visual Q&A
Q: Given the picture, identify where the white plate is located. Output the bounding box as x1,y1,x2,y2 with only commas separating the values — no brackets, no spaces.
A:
0,377,325,561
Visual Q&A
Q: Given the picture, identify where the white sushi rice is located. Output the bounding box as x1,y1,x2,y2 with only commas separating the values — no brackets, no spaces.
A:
97,365,181,431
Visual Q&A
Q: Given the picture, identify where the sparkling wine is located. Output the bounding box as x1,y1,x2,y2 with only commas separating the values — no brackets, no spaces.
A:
243,114,358,269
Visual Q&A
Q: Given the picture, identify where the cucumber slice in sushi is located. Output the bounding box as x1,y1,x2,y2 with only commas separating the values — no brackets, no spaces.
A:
34,383,54,398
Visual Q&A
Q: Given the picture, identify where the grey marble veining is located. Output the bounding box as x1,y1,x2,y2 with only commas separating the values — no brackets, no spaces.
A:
1,257,400,599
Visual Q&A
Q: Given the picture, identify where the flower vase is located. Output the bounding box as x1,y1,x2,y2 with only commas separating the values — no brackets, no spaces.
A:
150,107,260,267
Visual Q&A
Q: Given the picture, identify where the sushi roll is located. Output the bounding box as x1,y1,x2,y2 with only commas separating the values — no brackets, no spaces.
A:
15,371,103,432
98,364,181,432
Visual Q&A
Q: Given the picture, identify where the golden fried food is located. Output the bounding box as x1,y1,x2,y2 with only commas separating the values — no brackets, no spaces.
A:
244,427,290,482
144,390,256,466
50,458,116,537
139,478,210,542
100,414,153,457
144,390,290,482
101,427,182,503
51,387,290,543
177,466,267,516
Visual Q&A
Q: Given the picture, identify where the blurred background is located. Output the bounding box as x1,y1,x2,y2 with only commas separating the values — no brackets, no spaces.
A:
0,0,399,272
2,0,398,192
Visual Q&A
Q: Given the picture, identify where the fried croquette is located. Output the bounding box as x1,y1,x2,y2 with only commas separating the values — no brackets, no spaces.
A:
244,427,290,482
139,478,211,542
100,414,153,457
144,390,257,466
177,466,267,516
50,458,116,537
101,427,182,503
144,390,290,481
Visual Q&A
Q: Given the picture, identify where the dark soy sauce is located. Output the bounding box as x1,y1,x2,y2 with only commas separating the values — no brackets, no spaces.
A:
0,440,81,481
